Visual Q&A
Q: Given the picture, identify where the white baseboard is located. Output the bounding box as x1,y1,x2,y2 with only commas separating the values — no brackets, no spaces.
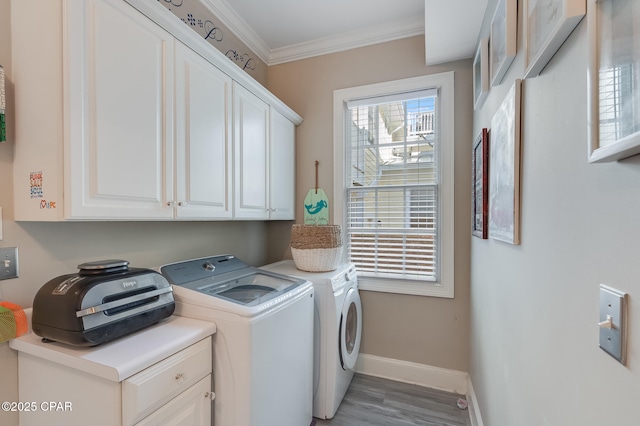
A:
466,376,484,426
355,353,469,395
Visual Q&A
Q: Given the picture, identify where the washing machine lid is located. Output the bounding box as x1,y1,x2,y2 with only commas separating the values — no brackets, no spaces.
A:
161,255,308,307
193,270,306,307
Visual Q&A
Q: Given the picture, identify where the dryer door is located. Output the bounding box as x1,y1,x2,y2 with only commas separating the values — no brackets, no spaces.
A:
339,287,362,370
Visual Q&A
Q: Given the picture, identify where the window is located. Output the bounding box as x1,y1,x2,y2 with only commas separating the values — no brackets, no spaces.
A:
333,72,454,298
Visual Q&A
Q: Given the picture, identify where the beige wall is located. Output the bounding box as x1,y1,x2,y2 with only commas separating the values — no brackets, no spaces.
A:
471,0,640,425
0,2,17,423
266,36,472,371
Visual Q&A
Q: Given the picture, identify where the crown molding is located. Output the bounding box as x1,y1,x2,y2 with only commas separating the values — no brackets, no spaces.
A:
268,15,425,65
200,0,271,64
202,0,424,66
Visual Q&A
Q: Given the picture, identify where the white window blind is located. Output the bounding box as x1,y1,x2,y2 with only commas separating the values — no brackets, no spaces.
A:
346,92,439,281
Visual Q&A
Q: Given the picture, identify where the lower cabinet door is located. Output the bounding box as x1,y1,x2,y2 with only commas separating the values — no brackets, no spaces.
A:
135,375,212,426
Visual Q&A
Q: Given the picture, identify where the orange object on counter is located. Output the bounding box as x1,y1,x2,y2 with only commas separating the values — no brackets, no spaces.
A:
0,302,28,340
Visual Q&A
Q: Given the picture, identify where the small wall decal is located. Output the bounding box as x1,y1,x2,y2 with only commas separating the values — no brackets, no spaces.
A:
225,50,256,71
39,200,56,209
30,171,43,199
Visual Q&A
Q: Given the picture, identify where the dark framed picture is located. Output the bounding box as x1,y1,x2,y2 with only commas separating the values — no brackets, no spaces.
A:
472,128,489,239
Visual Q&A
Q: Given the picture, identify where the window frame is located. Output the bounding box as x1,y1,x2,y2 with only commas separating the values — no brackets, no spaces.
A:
333,72,455,298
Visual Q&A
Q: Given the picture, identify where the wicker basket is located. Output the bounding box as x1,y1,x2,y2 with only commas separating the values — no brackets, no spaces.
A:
290,225,342,272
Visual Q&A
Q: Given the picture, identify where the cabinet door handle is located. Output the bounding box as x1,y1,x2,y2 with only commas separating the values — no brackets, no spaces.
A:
178,201,188,207
205,391,216,401
175,372,187,383
167,201,176,207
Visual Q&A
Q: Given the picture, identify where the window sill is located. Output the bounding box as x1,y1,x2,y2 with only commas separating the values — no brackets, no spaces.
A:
357,275,454,298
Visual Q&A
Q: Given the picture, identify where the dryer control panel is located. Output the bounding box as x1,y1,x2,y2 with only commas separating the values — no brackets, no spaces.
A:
330,264,358,293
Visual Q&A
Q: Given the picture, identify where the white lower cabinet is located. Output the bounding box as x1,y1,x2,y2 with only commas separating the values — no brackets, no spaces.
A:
15,336,213,426
135,376,211,426
122,338,212,424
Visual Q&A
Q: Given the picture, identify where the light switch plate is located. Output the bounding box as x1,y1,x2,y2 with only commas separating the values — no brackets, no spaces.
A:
0,247,18,280
599,284,628,365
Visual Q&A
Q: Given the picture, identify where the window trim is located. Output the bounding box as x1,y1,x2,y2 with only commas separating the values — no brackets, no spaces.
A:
333,72,455,298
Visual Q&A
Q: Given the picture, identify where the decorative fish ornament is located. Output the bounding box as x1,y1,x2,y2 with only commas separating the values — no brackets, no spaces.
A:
304,161,330,225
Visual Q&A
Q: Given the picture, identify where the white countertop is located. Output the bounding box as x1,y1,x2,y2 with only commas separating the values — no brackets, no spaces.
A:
9,313,216,382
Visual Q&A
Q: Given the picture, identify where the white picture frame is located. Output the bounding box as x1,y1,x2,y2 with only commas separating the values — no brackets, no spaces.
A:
489,80,522,245
587,0,640,163
524,0,586,79
473,38,490,110
490,0,517,87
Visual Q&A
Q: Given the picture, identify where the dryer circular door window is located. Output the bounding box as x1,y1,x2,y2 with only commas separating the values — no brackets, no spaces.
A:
339,287,362,370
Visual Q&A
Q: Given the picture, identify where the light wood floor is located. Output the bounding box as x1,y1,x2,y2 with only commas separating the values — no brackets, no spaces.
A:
314,374,471,426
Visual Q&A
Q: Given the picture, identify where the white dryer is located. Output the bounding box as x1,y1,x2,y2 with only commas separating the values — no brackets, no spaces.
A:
261,260,362,420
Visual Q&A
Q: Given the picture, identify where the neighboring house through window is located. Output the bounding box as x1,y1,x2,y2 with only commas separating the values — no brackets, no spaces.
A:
333,72,455,298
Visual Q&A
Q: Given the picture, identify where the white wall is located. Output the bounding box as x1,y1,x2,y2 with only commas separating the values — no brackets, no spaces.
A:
471,1,640,425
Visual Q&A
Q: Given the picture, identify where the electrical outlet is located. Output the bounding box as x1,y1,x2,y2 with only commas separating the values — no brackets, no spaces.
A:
0,247,18,280
599,284,628,365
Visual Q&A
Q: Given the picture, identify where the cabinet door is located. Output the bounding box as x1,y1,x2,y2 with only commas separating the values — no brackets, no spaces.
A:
134,376,212,426
66,0,174,219
269,109,296,220
175,42,232,219
233,83,270,219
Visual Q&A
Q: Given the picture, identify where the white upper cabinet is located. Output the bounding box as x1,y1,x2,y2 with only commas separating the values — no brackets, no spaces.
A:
13,0,175,220
233,85,296,220
174,42,233,219
67,0,176,219
12,0,301,221
233,83,270,220
269,108,296,220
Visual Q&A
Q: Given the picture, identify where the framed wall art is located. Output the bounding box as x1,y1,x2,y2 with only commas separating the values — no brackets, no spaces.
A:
524,0,586,79
472,128,489,239
489,80,521,245
474,38,490,109
587,0,640,163
490,0,517,86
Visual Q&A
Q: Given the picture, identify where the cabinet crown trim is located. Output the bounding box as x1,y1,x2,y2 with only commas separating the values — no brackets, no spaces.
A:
124,0,302,125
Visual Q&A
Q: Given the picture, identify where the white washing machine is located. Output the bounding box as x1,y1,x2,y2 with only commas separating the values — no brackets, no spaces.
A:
161,255,314,426
261,260,362,420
